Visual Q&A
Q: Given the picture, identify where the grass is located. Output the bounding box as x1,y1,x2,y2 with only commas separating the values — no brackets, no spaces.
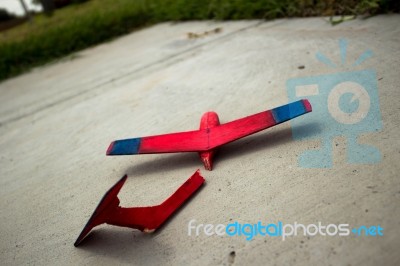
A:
0,0,398,82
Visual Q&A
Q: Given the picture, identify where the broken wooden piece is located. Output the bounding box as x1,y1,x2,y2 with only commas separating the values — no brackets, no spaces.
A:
74,170,205,246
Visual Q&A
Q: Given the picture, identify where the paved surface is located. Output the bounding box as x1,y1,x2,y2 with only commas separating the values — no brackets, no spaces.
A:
1,16,399,265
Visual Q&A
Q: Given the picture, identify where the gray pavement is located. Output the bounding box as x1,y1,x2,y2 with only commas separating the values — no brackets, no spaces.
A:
0,16,399,265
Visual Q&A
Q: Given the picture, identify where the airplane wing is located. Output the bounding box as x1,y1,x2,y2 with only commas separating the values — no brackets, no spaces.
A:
106,129,209,155
208,99,312,148
106,99,311,155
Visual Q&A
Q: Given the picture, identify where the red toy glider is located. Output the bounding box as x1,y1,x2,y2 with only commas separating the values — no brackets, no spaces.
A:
107,99,312,170
74,170,204,246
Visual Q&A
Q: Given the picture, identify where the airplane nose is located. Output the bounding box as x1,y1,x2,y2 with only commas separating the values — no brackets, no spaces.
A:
200,111,220,129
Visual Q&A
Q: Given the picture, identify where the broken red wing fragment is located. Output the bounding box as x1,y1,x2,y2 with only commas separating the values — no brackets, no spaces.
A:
74,170,205,247
106,99,312,170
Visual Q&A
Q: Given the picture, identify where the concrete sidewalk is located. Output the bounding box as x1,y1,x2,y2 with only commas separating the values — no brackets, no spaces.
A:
0,16,399,265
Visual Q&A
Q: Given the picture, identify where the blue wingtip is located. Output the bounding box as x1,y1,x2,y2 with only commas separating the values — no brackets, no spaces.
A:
106,138,141,155
272,99,311,123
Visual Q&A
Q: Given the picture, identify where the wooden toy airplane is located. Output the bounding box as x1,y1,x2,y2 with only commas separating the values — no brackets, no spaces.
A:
107,99,312,170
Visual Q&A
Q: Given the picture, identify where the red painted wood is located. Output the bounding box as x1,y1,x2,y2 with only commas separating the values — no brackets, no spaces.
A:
107,99,312,170
106,170,204,231
74,170,205,246
198,111,220,170
139,130,208,153
209,110,276,149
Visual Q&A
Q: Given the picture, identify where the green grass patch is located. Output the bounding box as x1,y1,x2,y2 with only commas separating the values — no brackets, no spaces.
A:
0,0,398,81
